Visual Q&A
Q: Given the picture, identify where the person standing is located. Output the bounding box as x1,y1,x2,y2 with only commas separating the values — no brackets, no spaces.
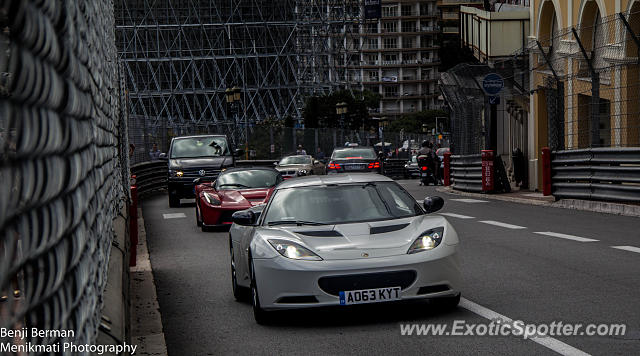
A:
149,143,161,160
316,147,325,161
296,144,307,155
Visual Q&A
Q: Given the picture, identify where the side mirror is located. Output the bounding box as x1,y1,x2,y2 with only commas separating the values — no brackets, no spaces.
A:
313,160,319,165
232,210,256,226
234,148,244,157
273,161,279,166
159,154,168,161
423,196,444,214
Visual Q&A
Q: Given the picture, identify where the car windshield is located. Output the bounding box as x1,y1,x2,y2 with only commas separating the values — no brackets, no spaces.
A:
279,156,311,165
170,137,229,158
263,182,422,225
332,148,376,159
216,169,281,190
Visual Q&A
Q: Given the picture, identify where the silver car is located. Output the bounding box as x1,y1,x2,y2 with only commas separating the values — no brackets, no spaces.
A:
229,174,462,324
274,155,325,179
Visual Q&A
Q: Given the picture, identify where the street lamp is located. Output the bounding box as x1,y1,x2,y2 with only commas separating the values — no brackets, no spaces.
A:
335,102,348,145
226,86,247,159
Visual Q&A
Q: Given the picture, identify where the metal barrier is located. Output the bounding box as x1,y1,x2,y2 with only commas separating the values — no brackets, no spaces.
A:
552,148,640,203
450,154,483,192
383,158,407,179
131,161,168,197
0,0,129,351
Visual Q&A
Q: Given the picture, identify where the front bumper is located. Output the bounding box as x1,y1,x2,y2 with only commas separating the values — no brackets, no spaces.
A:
253,243,461,310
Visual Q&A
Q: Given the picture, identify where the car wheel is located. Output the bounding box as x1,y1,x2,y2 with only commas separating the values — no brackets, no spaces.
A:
250,257,271,324
431,293,461,310
169,194,180,208
229,240,245,301
196,202,202,227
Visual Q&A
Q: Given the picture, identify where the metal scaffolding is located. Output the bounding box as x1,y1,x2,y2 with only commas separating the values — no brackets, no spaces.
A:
114,0,361,151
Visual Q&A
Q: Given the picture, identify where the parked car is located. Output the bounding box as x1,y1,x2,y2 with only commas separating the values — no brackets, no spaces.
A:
229,174,462,324
167,135,241,207
404,155,420,179
274,155,325,179
194,167,282,231
326,144,382,174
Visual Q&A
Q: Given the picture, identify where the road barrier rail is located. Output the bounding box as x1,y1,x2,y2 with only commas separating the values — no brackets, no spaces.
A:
551,148,640,203
450,154,483,192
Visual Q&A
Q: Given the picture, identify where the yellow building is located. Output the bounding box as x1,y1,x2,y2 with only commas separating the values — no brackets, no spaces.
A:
529,0,640,189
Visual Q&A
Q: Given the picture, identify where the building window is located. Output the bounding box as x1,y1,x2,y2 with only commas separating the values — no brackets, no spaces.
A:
368,71,379,81
402,37,415,49
401,5,413,17
383,53,398,64
367,38,378,49
365,22,378,33
383,21,397,33
382,6,397,17
401,21,416,33
383,37,397,49
384,86,399,97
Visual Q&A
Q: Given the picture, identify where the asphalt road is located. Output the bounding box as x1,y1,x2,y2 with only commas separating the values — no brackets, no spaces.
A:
141,180,640,355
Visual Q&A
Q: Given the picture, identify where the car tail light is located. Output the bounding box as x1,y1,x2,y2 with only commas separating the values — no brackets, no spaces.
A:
368,162,381,169
328,162,341,170
421,166,428,171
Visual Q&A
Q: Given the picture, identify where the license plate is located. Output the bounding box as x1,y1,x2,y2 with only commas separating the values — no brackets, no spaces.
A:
339,287,401,305
345,164,363,171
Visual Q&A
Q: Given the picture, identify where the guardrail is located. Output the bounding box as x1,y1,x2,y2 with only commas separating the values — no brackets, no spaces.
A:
131,161,168,197
551,148,640,203
383,158,407,179
450,154,483,192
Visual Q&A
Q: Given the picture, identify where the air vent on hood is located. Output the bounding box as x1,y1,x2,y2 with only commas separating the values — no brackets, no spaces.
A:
370,223,410,235
295,230,343,237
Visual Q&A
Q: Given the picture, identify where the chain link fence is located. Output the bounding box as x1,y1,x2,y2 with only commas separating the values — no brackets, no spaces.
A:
1,0,128,352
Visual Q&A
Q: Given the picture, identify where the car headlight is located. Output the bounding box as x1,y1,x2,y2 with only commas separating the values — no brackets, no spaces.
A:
407,227,444,254
268,239,322,261
170,169,184,177
297,169,307,176
203,192,221,205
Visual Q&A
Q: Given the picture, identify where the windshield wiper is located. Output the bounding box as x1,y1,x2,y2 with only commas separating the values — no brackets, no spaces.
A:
267,220,326,226
219,183,249,188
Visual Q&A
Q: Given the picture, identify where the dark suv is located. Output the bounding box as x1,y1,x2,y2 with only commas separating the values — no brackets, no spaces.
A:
167,135,239,207
326,145,382,174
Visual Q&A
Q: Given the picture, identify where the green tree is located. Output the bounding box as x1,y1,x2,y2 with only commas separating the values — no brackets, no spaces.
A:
386,110,449,134
302,89,380,129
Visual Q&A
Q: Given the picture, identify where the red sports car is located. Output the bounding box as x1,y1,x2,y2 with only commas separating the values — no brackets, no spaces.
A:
195,167,283,231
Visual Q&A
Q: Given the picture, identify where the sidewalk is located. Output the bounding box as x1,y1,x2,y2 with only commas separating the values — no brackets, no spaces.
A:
436,186,640,217
130,208,168,356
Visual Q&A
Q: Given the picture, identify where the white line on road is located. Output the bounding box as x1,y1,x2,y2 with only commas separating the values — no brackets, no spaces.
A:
479,220,527,229
439,212,475,219
533,232,599,242
460,298,591,356
611,245,640,254
163,213,186,219
450,198,489,203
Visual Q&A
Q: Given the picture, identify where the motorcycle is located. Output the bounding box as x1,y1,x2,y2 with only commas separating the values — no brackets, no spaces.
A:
417,156,438,186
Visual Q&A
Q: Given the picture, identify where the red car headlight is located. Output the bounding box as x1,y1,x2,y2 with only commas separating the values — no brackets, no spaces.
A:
203,192,221,205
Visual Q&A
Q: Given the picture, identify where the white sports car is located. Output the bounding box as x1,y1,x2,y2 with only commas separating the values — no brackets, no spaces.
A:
229,173,462,324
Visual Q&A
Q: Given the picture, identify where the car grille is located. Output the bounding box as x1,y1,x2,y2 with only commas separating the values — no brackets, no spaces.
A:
282,170,297,176
182,167,221,178
318,270,417,296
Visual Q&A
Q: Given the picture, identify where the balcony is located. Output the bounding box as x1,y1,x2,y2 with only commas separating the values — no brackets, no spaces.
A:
442,12,459,20
442,26,459,33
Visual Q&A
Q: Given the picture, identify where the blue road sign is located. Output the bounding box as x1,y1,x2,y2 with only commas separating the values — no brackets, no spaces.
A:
482,73,504,96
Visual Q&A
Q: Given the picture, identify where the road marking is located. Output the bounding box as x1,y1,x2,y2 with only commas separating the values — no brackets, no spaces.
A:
611,245,640,254
163,213,186,219
533,232,599,242
460,298,590,356
439,212,475,219
450,198,489,203
479,220,526,229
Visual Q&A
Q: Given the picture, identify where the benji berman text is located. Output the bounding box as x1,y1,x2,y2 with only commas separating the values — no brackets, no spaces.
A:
1,328,75,341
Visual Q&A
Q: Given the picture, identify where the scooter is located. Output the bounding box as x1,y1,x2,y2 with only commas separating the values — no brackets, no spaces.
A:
417,156,438,186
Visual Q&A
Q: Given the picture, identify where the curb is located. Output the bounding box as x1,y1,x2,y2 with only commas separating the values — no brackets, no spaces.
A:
130,208,168,356
436,187,640,218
